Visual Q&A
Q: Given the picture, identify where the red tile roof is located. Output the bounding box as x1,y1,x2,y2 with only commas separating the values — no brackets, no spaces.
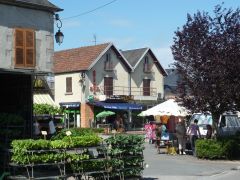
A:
53,43,110,74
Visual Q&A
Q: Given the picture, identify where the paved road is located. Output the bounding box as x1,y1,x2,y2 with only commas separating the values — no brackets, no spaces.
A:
142,142,240,180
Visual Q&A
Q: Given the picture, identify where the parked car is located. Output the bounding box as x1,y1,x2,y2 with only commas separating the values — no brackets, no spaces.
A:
188,112,240,137
188,113,212,136
218,112,240,136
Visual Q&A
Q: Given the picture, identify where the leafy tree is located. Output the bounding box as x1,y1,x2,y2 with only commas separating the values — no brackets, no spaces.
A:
171,4,240,124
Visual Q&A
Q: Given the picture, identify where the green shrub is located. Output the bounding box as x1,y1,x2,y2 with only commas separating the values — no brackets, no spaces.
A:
11,139,51,151
196,139,225,159
196,133,240,160
33,103,63,115
11,134,102,165
62,135,102,147
51,128,104,140
223,139,240,159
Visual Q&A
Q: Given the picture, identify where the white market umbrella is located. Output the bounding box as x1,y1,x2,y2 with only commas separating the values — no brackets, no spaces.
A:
141,99,189,116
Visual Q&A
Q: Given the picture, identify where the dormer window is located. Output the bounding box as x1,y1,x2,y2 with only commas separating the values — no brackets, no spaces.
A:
143,56,151,73
104,53,113,71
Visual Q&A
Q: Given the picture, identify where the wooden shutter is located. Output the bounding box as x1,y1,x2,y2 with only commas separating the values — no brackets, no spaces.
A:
15,29,35,68
104,77,113,96
66,77,72,93
15,29,24,66
25,30,35,67
143,79,150,96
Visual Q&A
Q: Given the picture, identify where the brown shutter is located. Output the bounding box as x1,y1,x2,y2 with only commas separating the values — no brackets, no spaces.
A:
143,79,150,96
15,29,35,68
15,29,24,66
66,77,72,93
104,77,113,96
25,30,35,67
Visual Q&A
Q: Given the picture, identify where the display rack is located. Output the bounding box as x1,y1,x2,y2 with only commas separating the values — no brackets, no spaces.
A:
8,134,145,179
8,145,110,180
0,117,26,172
106,137,145,180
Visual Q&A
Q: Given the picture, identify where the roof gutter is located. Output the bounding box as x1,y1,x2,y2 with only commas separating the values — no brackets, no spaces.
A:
0,0,63,12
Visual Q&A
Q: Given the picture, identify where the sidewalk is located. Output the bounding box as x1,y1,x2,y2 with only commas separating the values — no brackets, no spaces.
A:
142,142,240,180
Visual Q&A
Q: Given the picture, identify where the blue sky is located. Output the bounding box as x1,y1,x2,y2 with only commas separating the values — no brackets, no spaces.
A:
50,0,239,68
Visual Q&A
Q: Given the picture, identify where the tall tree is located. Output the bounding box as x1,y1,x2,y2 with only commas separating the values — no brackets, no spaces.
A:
171,4,240,124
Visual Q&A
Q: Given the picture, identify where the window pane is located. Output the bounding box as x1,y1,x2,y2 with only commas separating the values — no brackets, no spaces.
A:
66,77,72,93
15,30,24,46
15,48,24,65
26,49,34,66
26,31,34,47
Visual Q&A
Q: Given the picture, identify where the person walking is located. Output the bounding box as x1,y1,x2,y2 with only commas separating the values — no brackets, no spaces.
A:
175,118,187,155
187,119,201,156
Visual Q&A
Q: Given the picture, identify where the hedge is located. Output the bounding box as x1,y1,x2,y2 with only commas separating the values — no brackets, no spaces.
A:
196,133,240,160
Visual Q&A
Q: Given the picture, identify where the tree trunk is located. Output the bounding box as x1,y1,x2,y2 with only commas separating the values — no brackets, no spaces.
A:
211,112,220,137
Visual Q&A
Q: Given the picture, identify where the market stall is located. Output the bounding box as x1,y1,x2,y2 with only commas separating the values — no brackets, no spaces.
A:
141,99,190,153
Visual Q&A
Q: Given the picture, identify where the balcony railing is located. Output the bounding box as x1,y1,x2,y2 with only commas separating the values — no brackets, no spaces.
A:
98,86,157,97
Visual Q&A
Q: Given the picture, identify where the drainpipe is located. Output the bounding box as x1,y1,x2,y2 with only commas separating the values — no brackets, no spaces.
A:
129,72,132,96
128,71,132,128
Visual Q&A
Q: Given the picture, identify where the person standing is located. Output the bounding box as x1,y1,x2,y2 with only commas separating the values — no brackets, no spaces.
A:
155,122,162,154
175,118,187,155
49,119,56,135
187,119,201,156
155,122,166,154
114,114,124,132
206,124,212,139
33,119,41,137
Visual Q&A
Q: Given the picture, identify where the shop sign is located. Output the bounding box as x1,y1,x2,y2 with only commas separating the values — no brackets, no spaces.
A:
87,95,94,102
108,95,134,102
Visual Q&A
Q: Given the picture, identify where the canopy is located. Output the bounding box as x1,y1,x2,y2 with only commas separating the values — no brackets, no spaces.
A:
96,110,115,118
34,93,57,106
141,99,189,116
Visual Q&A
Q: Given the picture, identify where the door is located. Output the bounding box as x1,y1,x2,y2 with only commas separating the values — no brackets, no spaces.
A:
143,79,150,96
104,77,113,96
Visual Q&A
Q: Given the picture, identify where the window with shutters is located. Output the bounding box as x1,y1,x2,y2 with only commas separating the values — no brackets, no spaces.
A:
143,79,151,96
66,77,72,94
104,53,113,71
143,56,151,73
15,28,35,68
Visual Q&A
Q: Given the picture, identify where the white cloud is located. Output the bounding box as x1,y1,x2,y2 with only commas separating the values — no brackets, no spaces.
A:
109,19,133,28
152,47,174,69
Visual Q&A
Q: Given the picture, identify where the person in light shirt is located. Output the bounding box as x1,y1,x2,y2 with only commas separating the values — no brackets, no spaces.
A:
48,119,56,135
33,120,41,136
187,119,201,156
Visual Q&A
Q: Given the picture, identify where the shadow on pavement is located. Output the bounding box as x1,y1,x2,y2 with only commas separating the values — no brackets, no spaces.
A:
142,178,158,180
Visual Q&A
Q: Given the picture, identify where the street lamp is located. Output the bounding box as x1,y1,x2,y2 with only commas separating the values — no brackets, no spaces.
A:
55,14,64,45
